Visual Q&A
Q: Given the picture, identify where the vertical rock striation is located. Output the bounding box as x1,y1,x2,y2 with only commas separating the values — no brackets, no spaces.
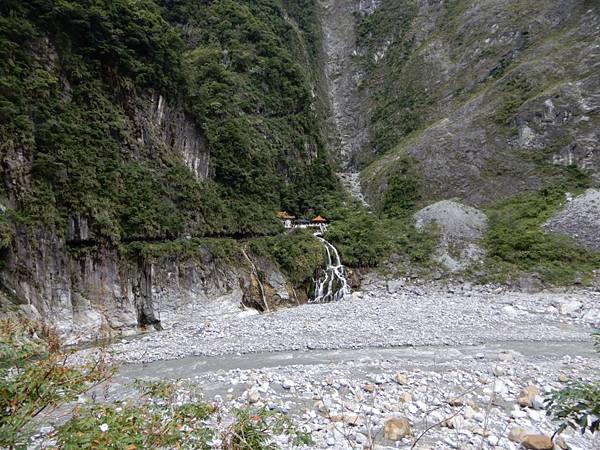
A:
1,221,296,344
319,0,378,169
136,93,210,180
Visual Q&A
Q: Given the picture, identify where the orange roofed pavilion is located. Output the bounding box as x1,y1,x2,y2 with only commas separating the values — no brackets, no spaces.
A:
276,211,295,220
312,215,327,223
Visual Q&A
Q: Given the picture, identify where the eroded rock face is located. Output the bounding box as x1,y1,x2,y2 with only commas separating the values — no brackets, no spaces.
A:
243,262,294,312
0,221,295,344
544,189,600,251
2,224,139,343
359,1,600,207
319,0,375,169
0,87,248,343
415,200,488,271
136,93,210,180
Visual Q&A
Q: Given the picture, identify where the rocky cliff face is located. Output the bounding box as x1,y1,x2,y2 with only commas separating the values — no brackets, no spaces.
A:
319,0,377,169
544,189,600,251
0,86,219,343
0,0,330,342
1,217,297,343
317,0,599,207
136,93,210,181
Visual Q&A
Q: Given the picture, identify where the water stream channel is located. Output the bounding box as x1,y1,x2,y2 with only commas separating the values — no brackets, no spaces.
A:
312,233,351,303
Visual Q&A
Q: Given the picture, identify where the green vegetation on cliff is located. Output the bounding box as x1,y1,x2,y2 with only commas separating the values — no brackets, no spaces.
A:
325,208,437,270
483,171,600,285
0,0,339,246
354,0,420,158
250,230,325,285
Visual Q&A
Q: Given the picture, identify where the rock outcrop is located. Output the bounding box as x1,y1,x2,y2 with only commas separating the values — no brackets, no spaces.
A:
135,93,210,180
1,220,296,344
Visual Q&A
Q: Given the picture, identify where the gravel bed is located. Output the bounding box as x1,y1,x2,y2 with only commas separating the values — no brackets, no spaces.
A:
106,286,600,363
114,341,600,449
68,283,600,449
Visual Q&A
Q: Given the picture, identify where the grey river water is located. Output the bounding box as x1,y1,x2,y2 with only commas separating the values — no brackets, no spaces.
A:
116,340,597,382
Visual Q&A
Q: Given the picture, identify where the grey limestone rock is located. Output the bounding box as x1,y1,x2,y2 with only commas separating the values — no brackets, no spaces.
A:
135,93,210,180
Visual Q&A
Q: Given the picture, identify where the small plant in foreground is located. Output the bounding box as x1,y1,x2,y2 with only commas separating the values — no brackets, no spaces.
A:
546,381,600,436
0,317,114,448
546,331,600,436
221,407,311,450
58,389,311,450
57,401,215,450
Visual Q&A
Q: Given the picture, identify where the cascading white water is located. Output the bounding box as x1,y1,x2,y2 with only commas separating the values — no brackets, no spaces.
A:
311,232,351,303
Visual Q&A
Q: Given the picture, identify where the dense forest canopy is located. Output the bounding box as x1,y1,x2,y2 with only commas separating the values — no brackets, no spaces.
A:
0,0,340,244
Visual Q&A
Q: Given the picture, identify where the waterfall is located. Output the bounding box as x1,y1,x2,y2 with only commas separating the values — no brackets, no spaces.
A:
311,233,351,303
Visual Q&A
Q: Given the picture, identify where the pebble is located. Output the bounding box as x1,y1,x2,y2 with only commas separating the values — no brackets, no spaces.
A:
99,283,597,364
527,409,541,421
532,395,545,410
487,435,499,446
394,373,408,385
511,407,527,419
399,392,412,403
282,379,295,390
244,387,260,403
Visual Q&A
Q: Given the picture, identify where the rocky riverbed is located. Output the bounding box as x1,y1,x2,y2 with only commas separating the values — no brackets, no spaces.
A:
81,281,600,449
105,281,600,363
111,343,598,450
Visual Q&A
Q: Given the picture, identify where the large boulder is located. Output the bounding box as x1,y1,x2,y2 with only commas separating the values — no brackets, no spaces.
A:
521,434,554,450
383,417,412,440
415,200,488,271
544,189,600,251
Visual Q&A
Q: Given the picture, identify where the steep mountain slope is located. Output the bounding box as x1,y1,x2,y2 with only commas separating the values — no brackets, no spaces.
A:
342,0,600,206
0,0,338,341
315,0,600,284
